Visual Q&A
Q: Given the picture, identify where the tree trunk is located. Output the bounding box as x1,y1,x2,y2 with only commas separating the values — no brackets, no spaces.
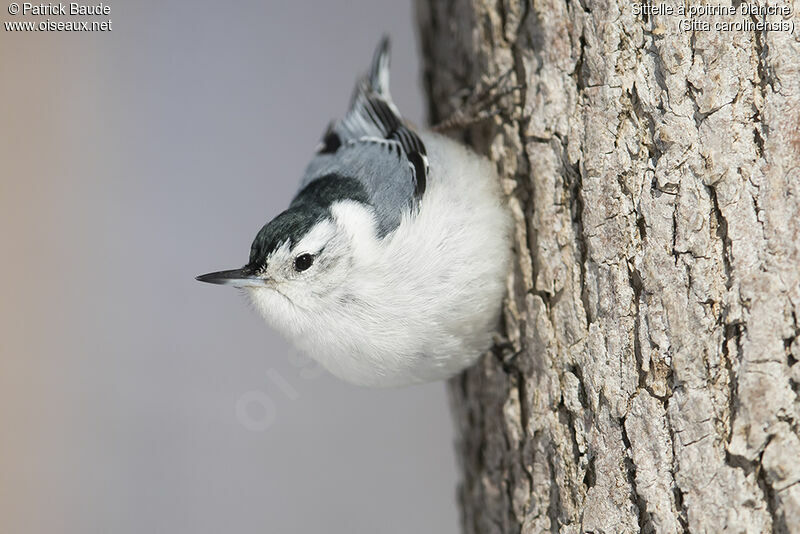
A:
416,1,800,532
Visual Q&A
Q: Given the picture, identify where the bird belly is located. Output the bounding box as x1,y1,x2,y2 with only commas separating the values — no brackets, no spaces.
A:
299,133,512,386
248,131,512,387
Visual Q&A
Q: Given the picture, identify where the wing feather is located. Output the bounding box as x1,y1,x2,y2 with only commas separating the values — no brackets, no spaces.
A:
300,36,429,237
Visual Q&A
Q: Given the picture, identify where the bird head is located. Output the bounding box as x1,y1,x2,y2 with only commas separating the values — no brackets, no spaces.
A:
196,172,379,317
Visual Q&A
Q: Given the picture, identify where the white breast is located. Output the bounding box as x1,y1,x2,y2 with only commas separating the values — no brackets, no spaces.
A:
250,131,512,387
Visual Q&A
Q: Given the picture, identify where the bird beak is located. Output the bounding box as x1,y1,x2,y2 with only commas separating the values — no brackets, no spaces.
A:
195,268,268,288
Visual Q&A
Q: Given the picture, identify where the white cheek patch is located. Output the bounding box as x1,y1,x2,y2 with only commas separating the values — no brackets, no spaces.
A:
294,219,336,255
329,200,378,244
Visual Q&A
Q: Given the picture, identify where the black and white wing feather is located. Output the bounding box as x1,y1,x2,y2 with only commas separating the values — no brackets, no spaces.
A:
299,36,429,237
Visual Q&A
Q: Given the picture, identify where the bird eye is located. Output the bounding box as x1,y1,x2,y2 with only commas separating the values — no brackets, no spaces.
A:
293,253,315,272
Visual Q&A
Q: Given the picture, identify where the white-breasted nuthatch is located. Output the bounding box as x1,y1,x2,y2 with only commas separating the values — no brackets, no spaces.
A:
197,37,511,387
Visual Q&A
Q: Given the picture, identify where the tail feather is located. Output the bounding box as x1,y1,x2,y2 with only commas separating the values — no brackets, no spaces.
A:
368,35,391,97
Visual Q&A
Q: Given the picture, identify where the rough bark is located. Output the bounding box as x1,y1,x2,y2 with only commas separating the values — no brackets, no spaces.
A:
416,1,800,532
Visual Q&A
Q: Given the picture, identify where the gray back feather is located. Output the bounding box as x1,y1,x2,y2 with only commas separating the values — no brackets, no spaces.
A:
298,36,429,238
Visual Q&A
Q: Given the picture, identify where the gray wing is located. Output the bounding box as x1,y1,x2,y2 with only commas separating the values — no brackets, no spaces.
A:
302,137,416,236
299,36,429,237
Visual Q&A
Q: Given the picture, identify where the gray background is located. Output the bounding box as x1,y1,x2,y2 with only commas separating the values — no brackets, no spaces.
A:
0,2,460,533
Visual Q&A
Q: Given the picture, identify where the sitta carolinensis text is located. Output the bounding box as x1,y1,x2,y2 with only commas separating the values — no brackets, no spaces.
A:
197,37,511,387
